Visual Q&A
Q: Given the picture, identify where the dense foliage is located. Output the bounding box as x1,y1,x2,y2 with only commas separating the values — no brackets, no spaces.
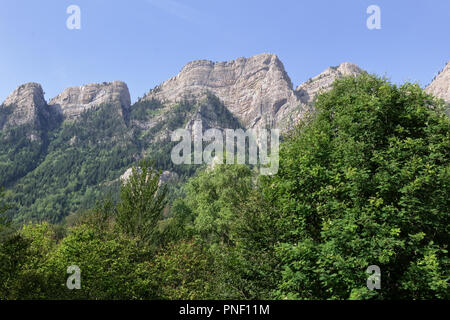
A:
1,93,242,223
259,74,450,299
0,74,448,300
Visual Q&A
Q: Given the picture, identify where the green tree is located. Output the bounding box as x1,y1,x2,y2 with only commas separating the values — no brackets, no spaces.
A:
0,233,30,299
163,164,258,299
149,240,216,299
225,189,283,299
0,222,60,300
175,164,254,246
0,187,12,233
46,222,157,300
261,74,449,299
116,160,168,247
0,186,29,299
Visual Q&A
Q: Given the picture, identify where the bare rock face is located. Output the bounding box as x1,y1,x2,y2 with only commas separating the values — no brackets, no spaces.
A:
120,167,178,185
1,56,366,139
142,54,365,132
119,167,138,183
142,53,304,131
426,61,450,104
0,82,50,130
49,81,131,120
296,62,365,105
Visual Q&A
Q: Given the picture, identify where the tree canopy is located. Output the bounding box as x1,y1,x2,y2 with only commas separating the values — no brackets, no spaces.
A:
259,74,449,299
0,74,448,300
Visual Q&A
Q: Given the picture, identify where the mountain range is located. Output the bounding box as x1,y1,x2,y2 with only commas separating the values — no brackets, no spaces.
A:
0,53,449,222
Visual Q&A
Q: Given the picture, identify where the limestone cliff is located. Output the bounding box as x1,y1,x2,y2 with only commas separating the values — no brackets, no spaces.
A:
49,81,131,120
142,54,365,132
426,61,450,105
296,62,365,105
0,82,50,132
142,53,304,131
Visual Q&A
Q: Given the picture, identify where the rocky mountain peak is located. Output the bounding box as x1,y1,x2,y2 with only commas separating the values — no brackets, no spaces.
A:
333,62,364,76
49,81,131,120
0,82,49,130
426,61,450,104
3,82,45,106
143,53,300,130
296,62,365,104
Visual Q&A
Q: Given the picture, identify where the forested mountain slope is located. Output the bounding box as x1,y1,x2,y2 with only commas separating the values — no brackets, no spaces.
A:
1,54,448,223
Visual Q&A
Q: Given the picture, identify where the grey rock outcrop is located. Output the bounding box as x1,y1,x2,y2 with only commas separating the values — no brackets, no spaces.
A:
0,82,50,131
1,56,367,138
142,53,305,131
296,62,365,105
426,61,450,105
119,167,138,183
142,54,365,132
49,81,131,120
120,167,178,185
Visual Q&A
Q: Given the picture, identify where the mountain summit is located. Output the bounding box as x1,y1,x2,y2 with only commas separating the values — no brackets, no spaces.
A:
296,62,365,104
49,81,131,121
1,54,366,134
0,82,50,131
426,61,450,105
141,53,301,130
142,54,365,131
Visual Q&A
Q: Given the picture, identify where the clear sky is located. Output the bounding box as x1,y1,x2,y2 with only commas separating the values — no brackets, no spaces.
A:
0,0,448,103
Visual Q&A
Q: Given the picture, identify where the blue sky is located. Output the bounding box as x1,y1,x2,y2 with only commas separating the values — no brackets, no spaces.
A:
0,0,448,103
